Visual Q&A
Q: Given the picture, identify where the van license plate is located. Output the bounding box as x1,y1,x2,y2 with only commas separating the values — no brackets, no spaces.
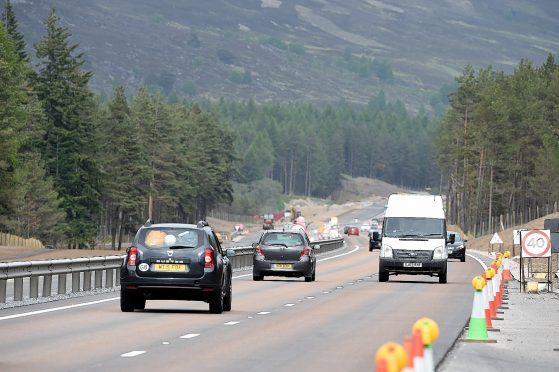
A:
403,263,422,268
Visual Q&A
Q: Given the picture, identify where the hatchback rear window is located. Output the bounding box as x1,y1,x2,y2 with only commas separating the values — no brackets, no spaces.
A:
138,228,200,249
263,233,304,247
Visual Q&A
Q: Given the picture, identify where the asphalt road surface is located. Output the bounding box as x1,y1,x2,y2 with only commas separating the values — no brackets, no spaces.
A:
0,234,479,372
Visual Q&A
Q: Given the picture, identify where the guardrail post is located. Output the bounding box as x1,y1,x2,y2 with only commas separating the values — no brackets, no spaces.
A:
72,272,80,293
106,268,114,288
58,273,67,294
95,270,103,289
0,279,6,303
30,276,39,298
43,274,52,297
14,277,23,301
83,271,92,291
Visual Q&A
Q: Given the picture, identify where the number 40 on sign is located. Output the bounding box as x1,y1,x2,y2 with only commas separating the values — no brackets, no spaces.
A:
520,230,551,258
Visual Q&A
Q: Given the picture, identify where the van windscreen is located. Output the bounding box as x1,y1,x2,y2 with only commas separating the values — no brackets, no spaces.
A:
384,217,444,238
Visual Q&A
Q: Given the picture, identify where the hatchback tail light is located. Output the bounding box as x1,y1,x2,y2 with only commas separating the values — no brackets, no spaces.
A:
255,245,265,259
127,246,138,266
300,246,312,258
204,248,215,269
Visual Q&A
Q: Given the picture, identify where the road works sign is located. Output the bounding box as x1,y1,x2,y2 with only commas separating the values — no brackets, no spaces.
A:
521,229,551,257
489,233,503,244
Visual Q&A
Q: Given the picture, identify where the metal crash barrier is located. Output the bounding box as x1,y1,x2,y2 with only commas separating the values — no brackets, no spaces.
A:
0,238,344,304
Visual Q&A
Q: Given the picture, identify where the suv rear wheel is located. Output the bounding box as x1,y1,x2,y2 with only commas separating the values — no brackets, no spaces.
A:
120,289,135,312
223,278,232,312
253,274,264,281
209,287,224,314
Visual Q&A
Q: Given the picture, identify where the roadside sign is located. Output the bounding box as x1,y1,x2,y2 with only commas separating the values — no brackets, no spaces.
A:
521,230,551,257
513,229,528,245
489,233,503,244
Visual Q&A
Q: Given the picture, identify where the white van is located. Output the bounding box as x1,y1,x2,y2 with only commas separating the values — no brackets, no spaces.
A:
371,193,454,283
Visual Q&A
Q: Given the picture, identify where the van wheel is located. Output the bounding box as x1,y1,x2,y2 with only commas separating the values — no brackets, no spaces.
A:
439,270,448,284
379,271,389,282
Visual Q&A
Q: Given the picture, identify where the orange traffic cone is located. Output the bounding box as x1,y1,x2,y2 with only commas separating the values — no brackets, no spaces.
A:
481,271,493,329
485,268,497,318
411,329,424,372
403,336,413,370
502,251,512,281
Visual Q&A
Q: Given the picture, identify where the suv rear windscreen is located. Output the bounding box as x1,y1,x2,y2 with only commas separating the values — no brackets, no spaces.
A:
263,233,305,247
138,228,201,249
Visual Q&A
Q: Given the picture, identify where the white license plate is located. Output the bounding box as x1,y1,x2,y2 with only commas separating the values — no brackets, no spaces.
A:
403,262,422,268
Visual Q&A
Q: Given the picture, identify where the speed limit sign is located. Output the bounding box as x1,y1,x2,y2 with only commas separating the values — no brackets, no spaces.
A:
521,230,551,257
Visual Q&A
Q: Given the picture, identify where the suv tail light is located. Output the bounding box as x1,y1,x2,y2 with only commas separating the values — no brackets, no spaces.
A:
127,246,138,266
204,248,215,269
300,246,312,258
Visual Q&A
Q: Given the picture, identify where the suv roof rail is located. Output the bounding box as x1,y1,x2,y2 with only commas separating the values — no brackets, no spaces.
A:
144,218,154,227
197,220,210,228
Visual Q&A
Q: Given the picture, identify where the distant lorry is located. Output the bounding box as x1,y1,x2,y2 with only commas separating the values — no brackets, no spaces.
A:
262,213,274,230
371,194,454,283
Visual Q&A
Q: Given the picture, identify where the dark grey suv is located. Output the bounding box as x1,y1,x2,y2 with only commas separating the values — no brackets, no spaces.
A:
120,220,235,313
252,230,319,282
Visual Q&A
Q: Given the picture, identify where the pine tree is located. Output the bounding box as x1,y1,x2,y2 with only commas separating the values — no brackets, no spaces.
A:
98,86,148,249
34,8,101,247
2,0,28,62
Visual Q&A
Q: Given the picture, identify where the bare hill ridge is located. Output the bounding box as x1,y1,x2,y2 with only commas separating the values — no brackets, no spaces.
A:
9,0,559,111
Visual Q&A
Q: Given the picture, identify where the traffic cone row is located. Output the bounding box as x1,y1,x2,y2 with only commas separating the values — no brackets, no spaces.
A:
465,250,513,342
375,317,439,372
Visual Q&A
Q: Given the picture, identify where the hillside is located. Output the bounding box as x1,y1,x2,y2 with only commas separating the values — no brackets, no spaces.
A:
8,0,559,112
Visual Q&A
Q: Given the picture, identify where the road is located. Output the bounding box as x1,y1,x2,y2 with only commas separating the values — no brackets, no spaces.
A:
0,233,479,371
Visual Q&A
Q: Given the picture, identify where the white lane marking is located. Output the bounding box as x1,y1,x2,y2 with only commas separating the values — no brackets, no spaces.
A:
121,351,146,357
180,334,200,339
0,297,118,321
2,245,359,320
317,246,360,262
322,291,330,294
466,253,488,270
162,342,170,345
284,303,295,307
257,311,270,315
306,296,315,299
224,321,240,326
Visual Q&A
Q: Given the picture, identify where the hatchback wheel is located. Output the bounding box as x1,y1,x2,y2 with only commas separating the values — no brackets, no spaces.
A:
209,287,224,314
311,270,316,282
461,254,466,262
253,275,264,281
305,276,312,282
120,289,135,312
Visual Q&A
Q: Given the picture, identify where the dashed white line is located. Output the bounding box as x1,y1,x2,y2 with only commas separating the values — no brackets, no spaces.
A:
257,311,271,315
162,342,170,345
121,350,146,357
180,333,200,339
224,321,240,326
322,291,330,294
306,296,315,299
284,303,295,307
0,297,119,321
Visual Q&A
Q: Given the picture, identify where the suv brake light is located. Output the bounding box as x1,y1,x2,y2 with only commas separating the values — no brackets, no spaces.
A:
204,248,215,269
127,246,138,266
301,246,311,258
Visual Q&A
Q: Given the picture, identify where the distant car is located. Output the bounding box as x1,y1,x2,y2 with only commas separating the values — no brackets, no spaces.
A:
447,230,466,262
369,228,382,251
120,220,235,313
343,225,350,234
253,230,319,282
370,219,379,228
360,224,371,232
347,226,359,236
